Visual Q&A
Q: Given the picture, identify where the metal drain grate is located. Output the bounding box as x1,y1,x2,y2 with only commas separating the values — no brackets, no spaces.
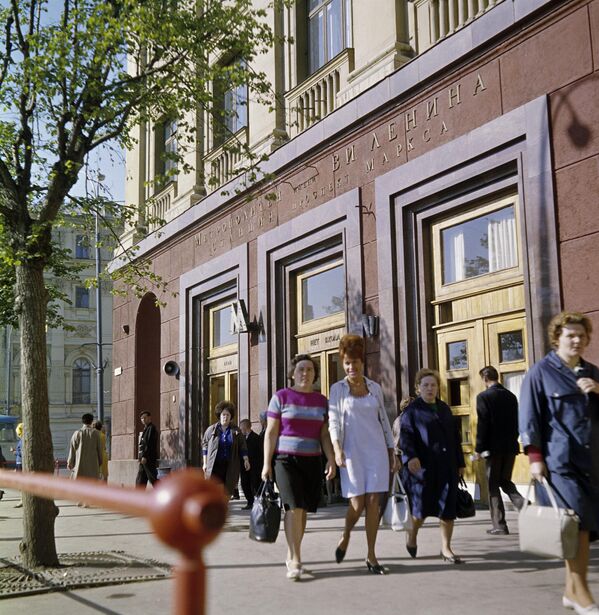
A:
0,550,171,598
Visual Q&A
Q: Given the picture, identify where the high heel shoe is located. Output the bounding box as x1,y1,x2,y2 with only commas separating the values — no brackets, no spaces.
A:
335,546,346,564
406,543,417,558
366,559,387,575
440,551,464,564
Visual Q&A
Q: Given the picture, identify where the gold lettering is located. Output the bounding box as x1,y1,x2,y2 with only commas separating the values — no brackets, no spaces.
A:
448,84,461,108
370,132,381,150
388,122,397,141
345,145,355,164
440,121,448,135
366,159,374,172
332,153,340,172
405,109,417,132
423,129,431,142
426,97,439,120
473,73,487,96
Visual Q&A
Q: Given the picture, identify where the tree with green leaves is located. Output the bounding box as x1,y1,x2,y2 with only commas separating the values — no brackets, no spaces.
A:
0,0,279,567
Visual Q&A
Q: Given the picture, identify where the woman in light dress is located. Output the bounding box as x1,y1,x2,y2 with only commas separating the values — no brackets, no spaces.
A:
328,334,398,574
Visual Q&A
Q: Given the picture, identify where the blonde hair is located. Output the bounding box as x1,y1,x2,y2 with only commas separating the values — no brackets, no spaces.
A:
548,311,592,348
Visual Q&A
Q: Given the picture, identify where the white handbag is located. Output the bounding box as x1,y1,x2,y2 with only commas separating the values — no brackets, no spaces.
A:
382,473,413,532
518,477,579,560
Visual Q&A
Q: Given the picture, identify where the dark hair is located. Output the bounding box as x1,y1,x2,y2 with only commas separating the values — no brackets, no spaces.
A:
82,413,94,425
287,353,319,381
239,418,251,427
215,400,236,419
548,311,592,348
414,368,440,390
93,420,103,431
139,411,151,418
479,366,499,381
338,334,365,361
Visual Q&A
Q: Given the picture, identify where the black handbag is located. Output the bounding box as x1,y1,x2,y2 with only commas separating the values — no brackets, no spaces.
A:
456,477,475,518
249,480,282,543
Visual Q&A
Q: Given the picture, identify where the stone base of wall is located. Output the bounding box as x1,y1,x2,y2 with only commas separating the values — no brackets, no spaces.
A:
107,459,139,487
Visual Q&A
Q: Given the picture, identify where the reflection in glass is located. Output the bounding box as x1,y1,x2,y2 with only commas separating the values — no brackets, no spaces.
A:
309,9,324,73
302,264,345,322
499,330,524,363
213,305,236,347
460,415,471,444
447,341,468,370
327,0,343,60
311,355,322,393
442,205,517,284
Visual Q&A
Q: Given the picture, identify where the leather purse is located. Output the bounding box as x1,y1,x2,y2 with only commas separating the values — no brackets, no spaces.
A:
518,477,579,560
382,473,413,531
249,480,281,543
456,477,475,518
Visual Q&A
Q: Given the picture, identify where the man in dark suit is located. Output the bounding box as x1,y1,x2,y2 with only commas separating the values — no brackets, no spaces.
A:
136,410,159,487
475,366,525,535
239,419,262,509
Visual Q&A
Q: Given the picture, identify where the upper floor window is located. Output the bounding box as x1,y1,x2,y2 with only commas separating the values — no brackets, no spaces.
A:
215,58,248,146
75,235,90,259
75,286,90,309
154,118,178,185
72,358,91,404
308,0,352,74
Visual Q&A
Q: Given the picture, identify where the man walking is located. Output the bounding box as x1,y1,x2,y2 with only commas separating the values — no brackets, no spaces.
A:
67,413,103,480
475,366,525,535
136,411,159,487
239,418,261,509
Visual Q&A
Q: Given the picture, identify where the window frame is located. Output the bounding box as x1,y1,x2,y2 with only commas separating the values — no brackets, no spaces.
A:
75,235,90,259
307,0,352,75
72,358,91,404
75,286,90,309
208,299,238,359
214,57,249,147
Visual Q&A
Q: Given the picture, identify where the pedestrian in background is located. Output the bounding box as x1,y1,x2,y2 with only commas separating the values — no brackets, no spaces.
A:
329,334,398,574
68,413,102,480
12,422,23,472
520,311,599,614
94,420,109,481
136,410,159,487
239,418,261,509
474,365,524,535
400,369,466,564
262,354,336,581
203,401,248,496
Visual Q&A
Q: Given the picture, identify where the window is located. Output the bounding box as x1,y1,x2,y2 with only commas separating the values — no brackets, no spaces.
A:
72,358,91,404
297,261,345,329
154,118,178,184
308,0,351,74
210,303,236,349
441,205,517,285
213,58,248,148
75,235,90,259
75,286,90,308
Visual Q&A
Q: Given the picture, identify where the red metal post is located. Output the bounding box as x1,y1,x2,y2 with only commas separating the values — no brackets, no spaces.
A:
0,468,228,615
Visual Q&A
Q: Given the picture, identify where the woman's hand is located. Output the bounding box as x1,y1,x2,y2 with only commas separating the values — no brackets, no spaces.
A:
530,460,547,481
243,457,250,472
390,452,401,474
577,377,599,395
334,449,346,468
407,457,421,475
261,464,272,482
324,459,336,480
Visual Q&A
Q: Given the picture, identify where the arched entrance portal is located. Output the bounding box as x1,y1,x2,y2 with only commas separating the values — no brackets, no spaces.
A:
135,293,161,457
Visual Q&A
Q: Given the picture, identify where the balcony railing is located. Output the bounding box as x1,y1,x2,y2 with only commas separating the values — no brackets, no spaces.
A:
205,128,248,193
147,181,176,231
285,49,353,138
411,0,503,52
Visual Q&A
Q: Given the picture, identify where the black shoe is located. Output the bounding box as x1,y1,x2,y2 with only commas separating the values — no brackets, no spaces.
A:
440,551,464,564
335,546,346,564
0,490,4,501
486,528,509,535
366,559,387,575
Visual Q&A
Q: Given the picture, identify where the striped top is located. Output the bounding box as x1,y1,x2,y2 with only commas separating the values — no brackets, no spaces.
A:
267,388,327,457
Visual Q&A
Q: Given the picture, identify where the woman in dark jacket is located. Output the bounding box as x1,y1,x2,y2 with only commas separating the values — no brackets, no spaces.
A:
400,368,466,563
520,311,599,614
202,400,249,495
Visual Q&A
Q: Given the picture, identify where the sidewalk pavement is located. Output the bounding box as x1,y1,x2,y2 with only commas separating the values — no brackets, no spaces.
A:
1,485,596,615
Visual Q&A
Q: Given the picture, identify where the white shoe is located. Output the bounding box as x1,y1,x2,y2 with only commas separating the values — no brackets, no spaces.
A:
564,596,575,609
286,560,310,574
572,600,599,614
286,566,302,581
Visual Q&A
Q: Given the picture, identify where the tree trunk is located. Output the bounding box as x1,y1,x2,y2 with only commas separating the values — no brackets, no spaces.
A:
16,261,59,567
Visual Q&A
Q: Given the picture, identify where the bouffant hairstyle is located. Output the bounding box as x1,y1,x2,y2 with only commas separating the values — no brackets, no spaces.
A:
548,311,593,348
287,353,319,381
414,368,441,390
338,334,365,361
215,399,236,419
399,396,414,413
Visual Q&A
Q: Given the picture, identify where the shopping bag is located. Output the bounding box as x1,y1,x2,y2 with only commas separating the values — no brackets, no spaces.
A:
382,473,413,531
456,477,475,518
249,480,282,543
518,477,579,560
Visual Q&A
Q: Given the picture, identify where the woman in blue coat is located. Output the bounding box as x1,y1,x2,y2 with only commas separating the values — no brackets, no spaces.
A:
400,369,466,563
520,311,599,614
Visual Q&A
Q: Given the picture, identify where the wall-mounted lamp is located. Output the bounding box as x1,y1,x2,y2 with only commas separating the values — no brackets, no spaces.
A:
122,324,130,334
163,360,180,380
362,314,379,338
230,299,261,334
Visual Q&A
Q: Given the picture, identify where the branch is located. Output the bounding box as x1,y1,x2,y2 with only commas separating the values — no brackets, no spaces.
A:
0,12,14,90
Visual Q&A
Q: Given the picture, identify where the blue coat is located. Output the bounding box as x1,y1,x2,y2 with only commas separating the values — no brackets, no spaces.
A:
519,351,599,534
399,397,465,520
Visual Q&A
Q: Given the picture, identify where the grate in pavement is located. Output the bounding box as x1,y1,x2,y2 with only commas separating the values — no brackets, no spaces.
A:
0,550,171,598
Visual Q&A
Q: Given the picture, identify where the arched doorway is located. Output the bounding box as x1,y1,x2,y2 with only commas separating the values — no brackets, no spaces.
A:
134,293,161,458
